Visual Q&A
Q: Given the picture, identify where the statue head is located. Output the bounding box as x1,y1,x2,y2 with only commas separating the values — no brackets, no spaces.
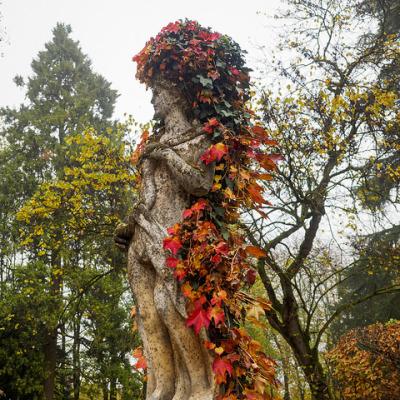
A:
150,77,189,120
132,19,250,127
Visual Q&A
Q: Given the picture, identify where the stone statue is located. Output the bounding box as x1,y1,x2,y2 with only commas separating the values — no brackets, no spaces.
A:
115,77,215,400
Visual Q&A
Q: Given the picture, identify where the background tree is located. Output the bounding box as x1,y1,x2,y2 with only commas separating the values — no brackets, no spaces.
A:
331,227,400,336
327,320,400,400
0,24,140,399
244,0,400,398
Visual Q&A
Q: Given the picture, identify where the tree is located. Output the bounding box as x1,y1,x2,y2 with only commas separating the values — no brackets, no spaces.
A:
0,23,136,399
14,128,139,399
0,21,118,276
327,320,400,399
0,262,51,399
331,227,400,336
243,1,400,398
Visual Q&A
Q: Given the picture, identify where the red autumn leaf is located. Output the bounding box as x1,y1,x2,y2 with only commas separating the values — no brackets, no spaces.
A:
252,125,268,138
249,139,261,149
185,20,198,31
212,143,228,161
208,117,220,127
251,127,279,146
211,254,222,264
211,289,228,306
197,30,221,41
220,339,235,353
186,306,211,334
209,306,225,326
203,117,219,133
200,148,214,164
183,199,207,218
174,266,187,281
192,198,208,212
181,282,193,298
182,208,193,219
195,295,208,307
245,246,267,258
212,357,233,383
215,241,229,255
203,125,213,134
264,138,279,146
254,173,273,181
166,223,180,235
246,149,257,160
203,340,216,350
166,257,179,268
200,143,228,165
246,268,257,285
229,67,240,76
163,237,182,255
209,32,222,41
162,21,180,33
193,220,217,241
255,153,279,171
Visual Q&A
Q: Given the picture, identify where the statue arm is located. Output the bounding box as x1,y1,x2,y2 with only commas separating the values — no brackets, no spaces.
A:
114,160,157,251
148,145,214,196
141,159,157,210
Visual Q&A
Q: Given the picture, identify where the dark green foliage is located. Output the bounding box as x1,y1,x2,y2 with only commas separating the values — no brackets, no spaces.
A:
331,227,400,338
0,262,51,399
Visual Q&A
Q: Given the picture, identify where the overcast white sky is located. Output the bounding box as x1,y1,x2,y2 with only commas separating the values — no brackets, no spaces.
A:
0,0,282,122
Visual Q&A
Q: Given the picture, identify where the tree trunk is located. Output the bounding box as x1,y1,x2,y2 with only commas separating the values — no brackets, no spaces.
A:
283,319,331,399
43,329,57,400
278,320,331,400
61,326,71,400
109,378,117,400
73,314,81,400
265,276,332,400
272,333,291,400
43,253,62,400
102,380,109,400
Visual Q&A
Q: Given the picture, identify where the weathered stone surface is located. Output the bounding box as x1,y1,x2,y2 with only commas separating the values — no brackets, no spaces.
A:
117,78,215,400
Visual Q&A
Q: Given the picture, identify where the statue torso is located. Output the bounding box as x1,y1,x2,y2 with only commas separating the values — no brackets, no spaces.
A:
139,124,207,229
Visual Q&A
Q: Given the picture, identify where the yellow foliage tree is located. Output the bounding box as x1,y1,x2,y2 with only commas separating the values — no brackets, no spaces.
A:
17,125,135,256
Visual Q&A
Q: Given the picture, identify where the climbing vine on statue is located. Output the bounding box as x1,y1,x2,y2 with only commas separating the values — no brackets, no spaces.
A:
133,20,280,399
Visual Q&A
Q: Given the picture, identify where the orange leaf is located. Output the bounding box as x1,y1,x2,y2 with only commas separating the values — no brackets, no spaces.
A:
132,347,147,370
200,143,228,164
247,183,266,204
254,173,273,181
246,246,267,258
